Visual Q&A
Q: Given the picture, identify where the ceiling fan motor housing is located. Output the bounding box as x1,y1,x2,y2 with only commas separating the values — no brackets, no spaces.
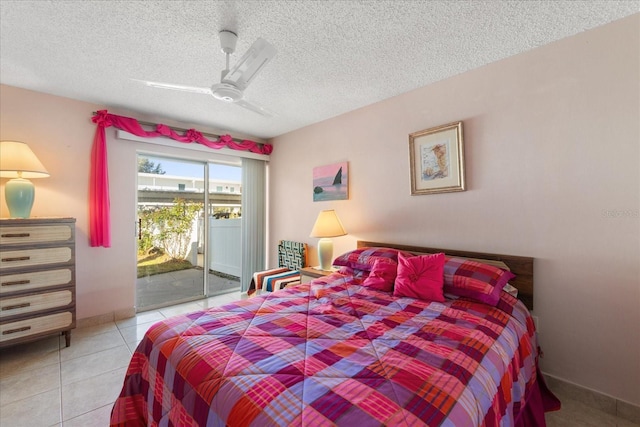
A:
211,83,243,102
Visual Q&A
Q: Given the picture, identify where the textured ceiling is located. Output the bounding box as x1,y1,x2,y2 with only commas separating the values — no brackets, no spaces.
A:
0,1,638,140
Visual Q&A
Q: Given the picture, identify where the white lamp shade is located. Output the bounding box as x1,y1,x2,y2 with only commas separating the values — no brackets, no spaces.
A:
0,140,50,178
309,209,347,238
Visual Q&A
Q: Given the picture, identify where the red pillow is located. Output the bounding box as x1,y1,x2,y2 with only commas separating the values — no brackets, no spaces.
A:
393,252,445,302
443,256,515,306
333,247,412,272
337,266,370,281
362,259,398,292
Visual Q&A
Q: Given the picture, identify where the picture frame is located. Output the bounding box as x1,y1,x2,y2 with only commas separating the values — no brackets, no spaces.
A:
313,161,348,202
409,121,465,195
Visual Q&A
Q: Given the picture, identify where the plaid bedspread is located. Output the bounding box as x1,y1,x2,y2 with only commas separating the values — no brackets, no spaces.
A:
111,274,540,426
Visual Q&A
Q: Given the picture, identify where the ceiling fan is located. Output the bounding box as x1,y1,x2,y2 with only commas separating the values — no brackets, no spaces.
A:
134,30,277,116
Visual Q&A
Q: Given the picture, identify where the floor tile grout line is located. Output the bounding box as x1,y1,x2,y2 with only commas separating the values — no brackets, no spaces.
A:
62,402,115,425
0,366,61,410
58,337,64,425
0,362,56,379
116,318,161,332
59,340,127,364
59,344,131,388
0,385,62,410
59,365,126,423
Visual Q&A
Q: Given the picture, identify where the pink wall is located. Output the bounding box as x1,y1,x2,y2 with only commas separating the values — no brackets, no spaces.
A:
268,15,639,405
0,87,137,320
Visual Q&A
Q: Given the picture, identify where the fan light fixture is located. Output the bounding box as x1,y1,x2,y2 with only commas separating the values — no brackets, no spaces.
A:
0,140,50,218
309,209,347,271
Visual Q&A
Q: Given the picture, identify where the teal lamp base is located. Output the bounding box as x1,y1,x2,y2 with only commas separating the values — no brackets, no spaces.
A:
5,178,35,218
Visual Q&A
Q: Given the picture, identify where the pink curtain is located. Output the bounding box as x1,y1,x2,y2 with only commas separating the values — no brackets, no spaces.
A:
89,110,273,247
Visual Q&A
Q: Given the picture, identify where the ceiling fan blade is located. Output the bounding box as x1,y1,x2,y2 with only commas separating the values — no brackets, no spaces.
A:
132,79,212,95
222,38,276,91
236,98,273,117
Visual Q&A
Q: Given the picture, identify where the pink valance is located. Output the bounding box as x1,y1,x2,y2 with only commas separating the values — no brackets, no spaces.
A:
89,110,272,247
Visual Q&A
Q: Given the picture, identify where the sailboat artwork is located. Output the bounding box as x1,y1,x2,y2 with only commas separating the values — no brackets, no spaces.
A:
313,162,349,202
332,167,342,185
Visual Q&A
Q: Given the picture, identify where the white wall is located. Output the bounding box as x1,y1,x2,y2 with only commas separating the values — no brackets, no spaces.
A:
267,15,640,405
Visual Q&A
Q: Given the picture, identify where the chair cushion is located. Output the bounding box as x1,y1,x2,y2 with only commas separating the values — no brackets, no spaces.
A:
278,240,307,270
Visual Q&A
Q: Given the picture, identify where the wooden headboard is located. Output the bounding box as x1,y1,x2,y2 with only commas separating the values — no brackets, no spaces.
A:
357,241,534,310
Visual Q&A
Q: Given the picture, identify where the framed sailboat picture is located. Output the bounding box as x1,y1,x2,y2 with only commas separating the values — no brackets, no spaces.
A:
313,162,349,202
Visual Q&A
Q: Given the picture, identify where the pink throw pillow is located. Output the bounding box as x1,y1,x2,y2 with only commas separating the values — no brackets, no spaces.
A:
393,252,445,302
362,259,398,292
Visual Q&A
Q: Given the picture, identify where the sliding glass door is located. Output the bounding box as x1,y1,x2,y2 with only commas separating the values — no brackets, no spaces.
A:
135,153,244,310
136,155,207,310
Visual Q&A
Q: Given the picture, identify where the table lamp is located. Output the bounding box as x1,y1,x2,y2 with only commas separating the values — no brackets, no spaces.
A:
0,140,50,218
309,209,347,271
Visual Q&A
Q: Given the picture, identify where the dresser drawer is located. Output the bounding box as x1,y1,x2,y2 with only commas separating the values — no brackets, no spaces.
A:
0,247,72,270
0,311,73,343
0,268,73,294
0,225,73,246
0,290,73,318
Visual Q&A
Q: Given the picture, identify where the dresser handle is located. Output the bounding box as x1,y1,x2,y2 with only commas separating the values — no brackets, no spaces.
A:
1,256,30,262
2,303,30,311
2,326,31,335
1,280,30,286
0,233,30,238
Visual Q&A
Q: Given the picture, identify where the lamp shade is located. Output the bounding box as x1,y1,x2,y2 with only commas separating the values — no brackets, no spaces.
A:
1,141,49,218
309,209,347,238
0,141,50,178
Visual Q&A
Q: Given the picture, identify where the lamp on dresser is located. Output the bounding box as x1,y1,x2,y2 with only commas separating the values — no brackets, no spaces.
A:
0,140,50,218
309,209,347,271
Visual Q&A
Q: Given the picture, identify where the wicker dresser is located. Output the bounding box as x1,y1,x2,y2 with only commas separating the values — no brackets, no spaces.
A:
0,217,76,348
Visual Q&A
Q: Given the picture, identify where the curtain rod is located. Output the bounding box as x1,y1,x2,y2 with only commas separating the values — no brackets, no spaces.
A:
90,111,265,144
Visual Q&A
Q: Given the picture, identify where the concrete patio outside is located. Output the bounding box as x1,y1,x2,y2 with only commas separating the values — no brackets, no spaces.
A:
136,267,240,311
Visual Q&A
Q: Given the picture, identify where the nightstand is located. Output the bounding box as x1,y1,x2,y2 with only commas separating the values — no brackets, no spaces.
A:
299,267,337,284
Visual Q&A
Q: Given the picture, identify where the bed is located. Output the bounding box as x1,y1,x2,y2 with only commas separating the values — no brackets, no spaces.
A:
111,241,559,426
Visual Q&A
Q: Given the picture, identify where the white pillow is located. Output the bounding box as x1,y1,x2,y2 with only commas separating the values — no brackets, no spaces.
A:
503,283,518,297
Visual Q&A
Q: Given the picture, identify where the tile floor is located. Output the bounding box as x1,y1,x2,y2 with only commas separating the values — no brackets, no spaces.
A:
546,397,639,427
0,291,242,427
1,291,638,427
